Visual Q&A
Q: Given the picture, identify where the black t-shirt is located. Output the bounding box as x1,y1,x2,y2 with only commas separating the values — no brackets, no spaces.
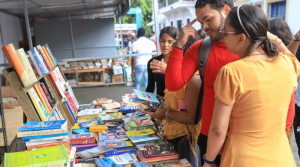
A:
146,55,165,96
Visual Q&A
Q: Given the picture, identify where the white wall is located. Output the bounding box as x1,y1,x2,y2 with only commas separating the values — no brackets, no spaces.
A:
287,0,300,34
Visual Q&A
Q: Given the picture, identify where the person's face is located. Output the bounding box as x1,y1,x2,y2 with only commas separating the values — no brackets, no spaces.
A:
159,33,175,56
196,4,229,41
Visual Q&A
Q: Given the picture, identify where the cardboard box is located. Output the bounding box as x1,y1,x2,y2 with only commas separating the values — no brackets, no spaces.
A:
113,66,123,75
112,75,124,83
1,86,15,98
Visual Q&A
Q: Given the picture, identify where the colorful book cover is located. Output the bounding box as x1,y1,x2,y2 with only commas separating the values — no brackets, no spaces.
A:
103,147,137,157
144,144,177,158
77,145,113,160
68,85,79,106
17,128,68,138
125,116,154,129
104,120,124,129
16,48,38,83
79,118,103,128
135,140,166,150
26,135,69,142
89,125,108,133
44,43,58,65
28,54,42,78
34,47,49,71
129,134,160,144
26,138,69,146
38,83,53,110
65,91,78,112
40,82,55,107
32,87,50,120
30,48,48,74
42,45,55,67
77,109,101,117
22,132,69,141
4,145,70,167
99,140,128,148
27,88,47,121
70,133,95,145
72,143,98,152
95,153,136,167
37,45,53,70
34,85,51,114
99,129,128,141
49,112,57,121
40,78,56,106
154,159,192,167
126,129,154,137
64,101,78,123
27,140,70,150
2,44,32,87
133,89,159,103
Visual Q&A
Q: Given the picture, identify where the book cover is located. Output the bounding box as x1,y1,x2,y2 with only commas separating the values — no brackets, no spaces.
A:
2,44,32,87
154,159,192,167
68,85,79,106
27,88,47,121
38,83,53,110
34,85,51,114
22,132,69,141
136,150,178,163
89,125,108,133
129,134,160,144
126,129,154,137
49,112,57,121
78,118,103,128
95,153,136,167
28,53,42,78
40,82,55,107
98,140,128,148
32,87,50,120
65,91,78,112
26,135,70,142
30,48,48,74
54,68,66,90
55,108,65,120
102,102,121,110
78,104,94,111
133,89,159,103
77,145,113,160
64,101,78,123
36,47,50,71
4,145,69,167
17,128,68,138
37,45,53,70
125,117,154,129
50,72,66,99
42,45,55,67
144,144,177,158
44,44,58,65
40,78,56,106
72,143,98,152
135,140,166,150
16,48,38,83
104,120,124,129
27,140,70,150
70,133,95,145
25,138,69,146
77,109,101,117
103,147,137,157
99,128,128,141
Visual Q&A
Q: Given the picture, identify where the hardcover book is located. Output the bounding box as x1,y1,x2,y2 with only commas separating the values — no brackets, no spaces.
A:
4,145,70,167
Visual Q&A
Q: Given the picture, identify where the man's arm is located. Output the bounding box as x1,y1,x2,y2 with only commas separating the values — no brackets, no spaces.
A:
131,55,136,77
287,30,300,55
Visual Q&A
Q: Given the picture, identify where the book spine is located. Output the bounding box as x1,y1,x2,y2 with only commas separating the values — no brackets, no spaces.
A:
34,85,51,114
22,132,69,140
27,88,46,121
28,135,69,142
16,48,38,83
35,47,49,71
2,44,32,87
55,109,65,120
64,102,77,123
65,92,78,112
28,50,42,77
40,82,56,107
27,56,39,78
49,72,65,98
31,88,50,120
27,140,70,150
37,45,53,70
41,78,56,105
70,137,95,145
30,48,48,74
42,46,55,68
17,128,68,137
38,84,53,111
44,44,58,65
26,138,69,146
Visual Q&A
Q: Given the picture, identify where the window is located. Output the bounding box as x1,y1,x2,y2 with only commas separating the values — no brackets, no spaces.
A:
177,20,182,30
268,1,286,19
159,24,161,30
171,21,173,27
187,18,190,24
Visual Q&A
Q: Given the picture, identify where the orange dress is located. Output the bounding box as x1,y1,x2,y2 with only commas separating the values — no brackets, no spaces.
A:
214,52,298,167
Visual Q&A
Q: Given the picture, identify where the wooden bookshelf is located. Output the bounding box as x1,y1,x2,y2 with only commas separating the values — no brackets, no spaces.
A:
62,68,106,85
3,67,75,127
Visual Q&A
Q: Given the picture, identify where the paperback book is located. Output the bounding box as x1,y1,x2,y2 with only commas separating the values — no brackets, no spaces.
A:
133,89,159,103
99,128,128,141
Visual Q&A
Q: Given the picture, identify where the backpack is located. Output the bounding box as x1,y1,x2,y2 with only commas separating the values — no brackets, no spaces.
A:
194,37,213,124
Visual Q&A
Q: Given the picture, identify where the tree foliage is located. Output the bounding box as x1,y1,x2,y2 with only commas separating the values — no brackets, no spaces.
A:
121,0,153,36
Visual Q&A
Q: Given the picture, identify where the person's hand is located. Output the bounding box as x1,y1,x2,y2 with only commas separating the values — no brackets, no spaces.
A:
150,59,167,74
202,163,212,167
176,19,198,48
142,107,166,120
267,31,282,45
131,71,135,77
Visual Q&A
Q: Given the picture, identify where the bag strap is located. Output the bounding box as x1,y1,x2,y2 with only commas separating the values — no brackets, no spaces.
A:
194,37,212,124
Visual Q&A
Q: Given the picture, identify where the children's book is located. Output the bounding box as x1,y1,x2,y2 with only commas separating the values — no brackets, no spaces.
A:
99,128,128,141
18,120,67,131
133,89,159,103
124,116,154,130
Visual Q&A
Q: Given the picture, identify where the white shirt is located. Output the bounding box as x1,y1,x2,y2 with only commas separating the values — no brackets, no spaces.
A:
132,37,156,66
115,38,120,47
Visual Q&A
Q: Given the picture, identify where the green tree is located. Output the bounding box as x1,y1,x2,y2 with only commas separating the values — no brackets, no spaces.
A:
121,0,153,36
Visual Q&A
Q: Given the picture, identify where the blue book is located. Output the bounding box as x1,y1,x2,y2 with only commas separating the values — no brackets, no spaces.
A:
64,101,78,123
22,132,69,141
95,153,136,167
133,89,159,103
44,44,57,65
19,120,67,132
103,147,137,157
29,48,48,74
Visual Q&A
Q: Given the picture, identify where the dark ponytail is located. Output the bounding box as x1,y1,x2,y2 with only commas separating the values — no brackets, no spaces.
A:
228,5,279,58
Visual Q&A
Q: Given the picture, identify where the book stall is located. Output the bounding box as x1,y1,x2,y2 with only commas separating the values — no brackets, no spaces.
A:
1,43,192,167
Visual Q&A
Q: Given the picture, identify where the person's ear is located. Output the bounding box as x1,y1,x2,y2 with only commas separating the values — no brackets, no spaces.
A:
222,5,231,16
237,34,247,45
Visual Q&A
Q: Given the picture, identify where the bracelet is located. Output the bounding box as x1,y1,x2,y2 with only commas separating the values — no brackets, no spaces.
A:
295,32,300,41
173,42,185,50
165,110,172,122
203,154,215,164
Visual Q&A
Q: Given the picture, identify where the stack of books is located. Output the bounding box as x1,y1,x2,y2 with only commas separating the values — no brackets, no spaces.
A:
70,133,98,152
17,120,70,150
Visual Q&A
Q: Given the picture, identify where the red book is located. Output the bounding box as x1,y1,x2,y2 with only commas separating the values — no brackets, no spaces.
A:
70,133,95,145
65,91,78,113
27,140,70,150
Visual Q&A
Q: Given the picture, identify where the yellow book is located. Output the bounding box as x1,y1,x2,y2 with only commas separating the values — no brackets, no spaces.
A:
126,141,133,146
77,113,101,120
34,85,51,114
89,125,108,133
72,123,80,129
42,46,55,67
126,129,155,137
16,48,38,83
27,89,46,121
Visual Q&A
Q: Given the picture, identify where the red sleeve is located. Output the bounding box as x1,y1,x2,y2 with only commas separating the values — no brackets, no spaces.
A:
165,41,202,91
286,91,296,134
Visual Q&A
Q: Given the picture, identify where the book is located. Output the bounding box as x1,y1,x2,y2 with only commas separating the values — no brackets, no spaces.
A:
25,138,69,146
34,85,51,114
68,147,77,167
78,104,94,111
37,45,53,70
22,132,69,141
97,98,113,104
77,109,101,117
64,101,78,123
42,45,55,67
125,116,154,131
135,140,166,150
19,120,67,131
144,144,177,158
27,87,50,121
79,118,103,128
72,143,98,152
134,89,159,103
99,128,128,141
27,140,70,150
70,133,95,145
25,135,70,142
99,140,128,148
17,128,68,138
89,125,108,133
100,112,122,121
154,159,192,167
2,43,32,87
29,48,48,74
129,134,160,144
65,91,78,112
103,147,137,157
104,120,124,129
95,153,137,167
16,48,38,83
136,150,178,163
40,78,56,106
102,102,121,109
4,145,70,167
126,129,155,137
35,47,49,71
28,53,42,77
44,44,58,65
77,145,113,160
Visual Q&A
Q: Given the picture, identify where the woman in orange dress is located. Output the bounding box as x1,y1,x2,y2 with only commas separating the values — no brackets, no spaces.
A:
203,5,299,167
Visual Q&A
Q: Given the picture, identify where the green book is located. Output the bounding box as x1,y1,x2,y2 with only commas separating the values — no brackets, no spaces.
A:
4,145,70,167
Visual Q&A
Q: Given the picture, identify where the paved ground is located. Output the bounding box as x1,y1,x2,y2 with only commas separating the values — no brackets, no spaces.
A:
73,85,300,166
